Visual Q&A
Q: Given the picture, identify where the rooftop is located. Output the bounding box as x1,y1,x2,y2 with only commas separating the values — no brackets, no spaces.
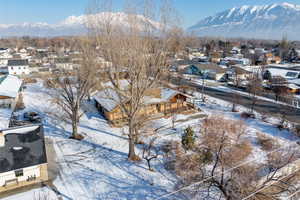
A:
0,125,47,173
94,87,184,112
7,59,29,66
0,75,22,98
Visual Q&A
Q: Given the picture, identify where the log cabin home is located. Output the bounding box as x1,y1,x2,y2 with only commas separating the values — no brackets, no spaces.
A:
0,125,48,193
94,87,194,126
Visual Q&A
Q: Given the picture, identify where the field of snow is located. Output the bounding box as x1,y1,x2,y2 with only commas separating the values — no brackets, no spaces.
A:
2,80,299,200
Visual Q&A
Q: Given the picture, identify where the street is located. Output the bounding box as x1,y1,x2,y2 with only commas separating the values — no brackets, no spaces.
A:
170,76,300,124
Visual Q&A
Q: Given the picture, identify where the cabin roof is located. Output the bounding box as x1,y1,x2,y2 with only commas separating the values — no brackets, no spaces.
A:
0,125,47,173
94,87,186,112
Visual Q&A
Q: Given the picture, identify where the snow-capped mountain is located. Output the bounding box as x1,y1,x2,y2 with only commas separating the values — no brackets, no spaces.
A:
188,2,300,40
0,12,161,37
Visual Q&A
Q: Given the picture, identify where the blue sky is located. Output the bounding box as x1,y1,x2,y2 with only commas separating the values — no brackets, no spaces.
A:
0,0,299,28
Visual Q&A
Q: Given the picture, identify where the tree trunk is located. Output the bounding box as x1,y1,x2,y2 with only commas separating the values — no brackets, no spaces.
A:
128,123,140,161
72,121,78,138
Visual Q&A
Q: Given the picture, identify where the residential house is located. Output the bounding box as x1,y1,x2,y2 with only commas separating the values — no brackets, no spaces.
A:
264,66,300,80
182,64,227,81
210,51,222,63
264,52,281,64
7,59,30,75
222,57,251,66
227,66,252,81
0,125,48,193
0,75,23,110
94,87,194,126
54,57,73,70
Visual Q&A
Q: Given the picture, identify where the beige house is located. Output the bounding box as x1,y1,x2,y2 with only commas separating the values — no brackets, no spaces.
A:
0,125,48,193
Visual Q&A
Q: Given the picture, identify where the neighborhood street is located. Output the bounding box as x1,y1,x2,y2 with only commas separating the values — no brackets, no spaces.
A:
170,76,300,124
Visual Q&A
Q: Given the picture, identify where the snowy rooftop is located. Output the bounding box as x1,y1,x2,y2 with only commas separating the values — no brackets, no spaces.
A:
0,75,22,98
266,68,300,79
94,87,182,112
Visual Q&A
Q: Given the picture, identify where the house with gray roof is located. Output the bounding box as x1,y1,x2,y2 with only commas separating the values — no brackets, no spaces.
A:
0,125,48,193
7,59,30,75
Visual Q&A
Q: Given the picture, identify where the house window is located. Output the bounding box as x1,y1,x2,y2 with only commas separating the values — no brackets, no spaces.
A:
15,169,24,177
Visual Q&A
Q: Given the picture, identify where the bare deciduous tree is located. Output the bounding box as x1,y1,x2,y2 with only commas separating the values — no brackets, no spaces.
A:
49,42,96,139
247,71,262,114
171,116,300,200
87,0,181,160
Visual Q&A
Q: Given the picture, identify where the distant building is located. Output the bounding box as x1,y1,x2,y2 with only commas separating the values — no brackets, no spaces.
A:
0,75,22,110
182,64,227,81
222,57,251,66
0,125,48,193
7,59,30,75
54,57,73,70
264,66,300,80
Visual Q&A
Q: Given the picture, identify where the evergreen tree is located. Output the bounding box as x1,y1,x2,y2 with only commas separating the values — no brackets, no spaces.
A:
181,126,195,150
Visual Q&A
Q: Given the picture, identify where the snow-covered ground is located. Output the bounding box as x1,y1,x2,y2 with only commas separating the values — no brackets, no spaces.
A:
2,80,299,200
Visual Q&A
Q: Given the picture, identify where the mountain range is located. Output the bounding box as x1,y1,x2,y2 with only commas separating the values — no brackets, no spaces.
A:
1,2,300,40
188,2,300,40
0,12,160,37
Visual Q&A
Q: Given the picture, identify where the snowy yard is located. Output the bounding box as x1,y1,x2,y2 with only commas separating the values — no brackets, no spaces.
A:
2,80,299,200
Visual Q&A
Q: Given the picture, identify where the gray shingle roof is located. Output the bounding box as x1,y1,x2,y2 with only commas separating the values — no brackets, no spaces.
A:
7,59,29,66
0,125,47,173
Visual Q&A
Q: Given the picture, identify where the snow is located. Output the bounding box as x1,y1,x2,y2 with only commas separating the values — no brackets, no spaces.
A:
267,67,300,79
3,125,40,135
226,8,236,18
94,87,182,112
94,88,121,111
2,80,298,200
0,75,22,98
0,108,13,129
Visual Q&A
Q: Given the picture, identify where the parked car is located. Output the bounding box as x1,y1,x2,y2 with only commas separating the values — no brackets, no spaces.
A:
24,112,42,123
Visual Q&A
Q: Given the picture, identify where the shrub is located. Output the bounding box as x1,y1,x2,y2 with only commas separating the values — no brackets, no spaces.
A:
256,133,279,151
261,113,269,123
224,141,253,166
198,149,213,165
181,126,196,150
241,112,255,119
23,78,37,84
292,124,300,137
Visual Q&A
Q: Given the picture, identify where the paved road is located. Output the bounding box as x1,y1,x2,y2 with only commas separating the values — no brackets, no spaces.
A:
169,77,300,124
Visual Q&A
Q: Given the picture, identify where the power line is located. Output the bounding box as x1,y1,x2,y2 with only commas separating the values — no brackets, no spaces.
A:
286,188,300,199
241,169,300,200
154,141,300,200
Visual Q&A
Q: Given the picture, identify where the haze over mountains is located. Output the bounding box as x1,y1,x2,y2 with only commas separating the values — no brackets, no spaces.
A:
188,2,300,40
0,12,161,37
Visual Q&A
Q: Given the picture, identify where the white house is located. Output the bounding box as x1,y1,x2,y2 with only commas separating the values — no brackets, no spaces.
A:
55,57,73,70
7,59,30,75
0,125,48,192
